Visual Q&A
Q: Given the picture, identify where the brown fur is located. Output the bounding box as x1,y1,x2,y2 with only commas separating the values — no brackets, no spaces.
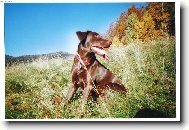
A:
65,31,127,110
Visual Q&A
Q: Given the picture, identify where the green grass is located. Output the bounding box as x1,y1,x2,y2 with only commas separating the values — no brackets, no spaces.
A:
5,38,176,119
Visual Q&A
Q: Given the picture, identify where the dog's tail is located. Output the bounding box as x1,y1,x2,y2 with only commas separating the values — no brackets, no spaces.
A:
107,83,127,94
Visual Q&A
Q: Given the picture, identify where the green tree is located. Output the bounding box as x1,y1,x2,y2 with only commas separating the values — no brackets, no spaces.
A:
126,13,138,42
134,12,155,42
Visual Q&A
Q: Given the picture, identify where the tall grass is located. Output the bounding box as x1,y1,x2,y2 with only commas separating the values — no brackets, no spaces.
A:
5,38,176,119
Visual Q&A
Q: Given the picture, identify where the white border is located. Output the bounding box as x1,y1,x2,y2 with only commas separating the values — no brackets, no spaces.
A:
3,118,180,121
0,0,5,122
1,0,180,121
2,0,180,3
175,0,181,122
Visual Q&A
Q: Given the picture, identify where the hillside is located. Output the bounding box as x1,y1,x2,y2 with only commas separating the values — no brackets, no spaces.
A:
5,38,176,119
5,51,74,66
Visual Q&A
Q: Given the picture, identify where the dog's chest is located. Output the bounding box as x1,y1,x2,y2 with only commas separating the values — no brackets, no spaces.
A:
75,65,97,84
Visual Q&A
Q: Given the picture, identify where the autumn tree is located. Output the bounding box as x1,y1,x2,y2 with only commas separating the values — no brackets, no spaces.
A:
114,12,127,40
125,13,138,42
134,12,156,42
105,2,175,45
127,5,144,20
145,2,175,36
105,22,115,40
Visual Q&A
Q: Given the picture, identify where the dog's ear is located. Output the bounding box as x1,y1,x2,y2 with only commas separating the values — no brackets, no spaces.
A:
76,31,88,41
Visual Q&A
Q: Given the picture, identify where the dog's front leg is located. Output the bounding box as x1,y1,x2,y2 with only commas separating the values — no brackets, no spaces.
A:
81,84,93,112
65,84,78,105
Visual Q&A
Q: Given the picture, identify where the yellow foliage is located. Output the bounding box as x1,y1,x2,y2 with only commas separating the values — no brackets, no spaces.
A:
105,2,174,45
112,36,122,45
133,13,155,42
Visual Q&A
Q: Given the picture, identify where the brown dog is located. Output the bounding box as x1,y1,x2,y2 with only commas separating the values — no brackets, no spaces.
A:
65,31,127,111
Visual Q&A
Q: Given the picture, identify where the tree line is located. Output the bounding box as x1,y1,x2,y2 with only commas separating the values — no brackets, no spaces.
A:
106,2,175,44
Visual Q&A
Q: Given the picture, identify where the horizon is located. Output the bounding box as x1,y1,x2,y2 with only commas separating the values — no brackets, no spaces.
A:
5,3,147,57
5,51,73,58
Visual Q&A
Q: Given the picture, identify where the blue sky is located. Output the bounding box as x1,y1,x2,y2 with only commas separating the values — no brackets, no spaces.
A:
5,3,147,57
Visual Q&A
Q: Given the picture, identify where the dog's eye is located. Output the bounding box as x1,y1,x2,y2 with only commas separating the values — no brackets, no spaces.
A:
94,34,100,39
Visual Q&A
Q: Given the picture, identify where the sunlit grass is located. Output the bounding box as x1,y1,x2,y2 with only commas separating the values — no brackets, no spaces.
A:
5,38,176,119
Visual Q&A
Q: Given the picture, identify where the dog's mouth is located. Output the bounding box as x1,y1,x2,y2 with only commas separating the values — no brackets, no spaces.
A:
91,46,109,61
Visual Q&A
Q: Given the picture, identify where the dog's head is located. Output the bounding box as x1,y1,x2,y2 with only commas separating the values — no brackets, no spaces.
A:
76,31,112,60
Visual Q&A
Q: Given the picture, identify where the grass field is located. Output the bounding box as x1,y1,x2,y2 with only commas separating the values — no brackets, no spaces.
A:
5,38,176,119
